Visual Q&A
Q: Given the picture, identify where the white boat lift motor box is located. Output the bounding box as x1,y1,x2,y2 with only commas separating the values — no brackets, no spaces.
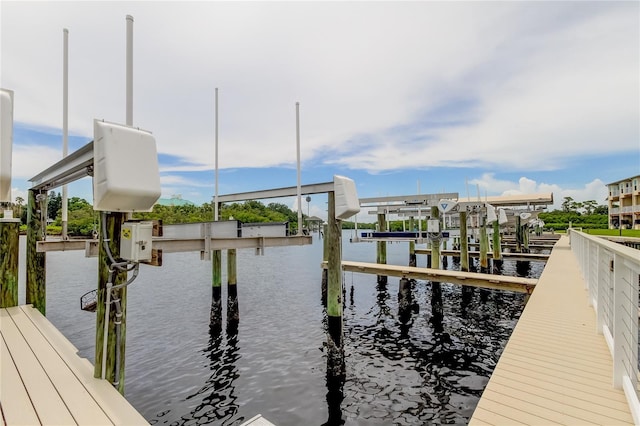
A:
93,120,161,212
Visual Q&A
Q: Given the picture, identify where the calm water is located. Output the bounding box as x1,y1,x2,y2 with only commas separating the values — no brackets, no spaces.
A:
18,232,544,425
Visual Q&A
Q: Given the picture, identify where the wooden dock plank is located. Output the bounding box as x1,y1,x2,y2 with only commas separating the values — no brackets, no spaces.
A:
0,337,41,426
0,309,77,425
489,372,631,417
17,305,149,425
0,306,149,426
469,236,634,425
6,307,113,425
493,361,627,401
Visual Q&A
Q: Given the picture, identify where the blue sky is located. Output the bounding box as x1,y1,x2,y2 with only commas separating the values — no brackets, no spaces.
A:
2,2,638,220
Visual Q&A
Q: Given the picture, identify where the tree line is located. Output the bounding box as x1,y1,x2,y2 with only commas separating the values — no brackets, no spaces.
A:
4,192,610,236
7,192,310,237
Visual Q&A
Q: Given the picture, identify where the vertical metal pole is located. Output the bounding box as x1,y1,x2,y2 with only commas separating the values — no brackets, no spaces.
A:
61,28,69,240
126,15,133,126
214,88,219,221
296,102,302,235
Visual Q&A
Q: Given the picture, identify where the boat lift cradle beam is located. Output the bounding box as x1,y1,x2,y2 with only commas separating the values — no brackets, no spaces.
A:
215,182,335,203
29,141,94,191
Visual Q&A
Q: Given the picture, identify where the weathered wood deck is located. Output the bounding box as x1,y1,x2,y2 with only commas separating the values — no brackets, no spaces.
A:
469,236,634,425
0,305,148,425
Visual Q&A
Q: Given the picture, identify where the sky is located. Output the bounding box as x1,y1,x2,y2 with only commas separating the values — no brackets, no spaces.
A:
1,1,638,220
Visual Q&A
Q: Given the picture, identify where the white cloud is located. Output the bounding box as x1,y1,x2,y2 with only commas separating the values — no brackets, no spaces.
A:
12,144,62,179
470,173,608,210
2,2,637,207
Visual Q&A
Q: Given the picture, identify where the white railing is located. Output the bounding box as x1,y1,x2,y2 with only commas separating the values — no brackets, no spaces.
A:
569,229,640,425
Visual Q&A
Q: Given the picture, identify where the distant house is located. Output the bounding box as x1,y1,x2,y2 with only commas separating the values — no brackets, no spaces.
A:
607,175,640,229
156,195,195,207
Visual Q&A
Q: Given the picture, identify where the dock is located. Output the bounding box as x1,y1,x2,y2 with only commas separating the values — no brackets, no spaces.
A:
321,260,537,293
469,235,635,425
0,305,148,425
414,248,550,262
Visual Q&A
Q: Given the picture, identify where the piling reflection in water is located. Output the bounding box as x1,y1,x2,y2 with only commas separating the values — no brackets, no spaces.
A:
159,327,242,426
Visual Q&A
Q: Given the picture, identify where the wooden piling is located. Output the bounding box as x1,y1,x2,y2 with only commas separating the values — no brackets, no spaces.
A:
210,249,223,331
326,191,344,379
479,213,491,302
459,210,474,308
408,216,416,267
398,277,412,324
26,189,46,315
227,248,239,328
322,223,328,306
376,213,387,284
430,206,443,332
460,211,469,273
479,213,489,274
492,220,503,271
515,215,522,253
94,212,127,394
442,238,448,269
0,217,20,308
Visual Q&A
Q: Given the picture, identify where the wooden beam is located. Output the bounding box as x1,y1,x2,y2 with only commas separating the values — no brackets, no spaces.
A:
321,260,537,294
415,248,549,262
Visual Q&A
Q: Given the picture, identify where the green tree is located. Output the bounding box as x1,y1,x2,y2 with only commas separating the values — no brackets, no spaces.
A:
582,200,597,215
66,197,97,236
13,196,25,223
48,191,62,220
561,196,574,213
593,204,608,215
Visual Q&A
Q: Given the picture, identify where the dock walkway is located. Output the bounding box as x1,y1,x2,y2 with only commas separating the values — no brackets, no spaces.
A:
0,305,148,425
469,236,634,425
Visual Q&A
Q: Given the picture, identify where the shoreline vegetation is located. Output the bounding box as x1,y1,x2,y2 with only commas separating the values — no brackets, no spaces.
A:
3,193,638,238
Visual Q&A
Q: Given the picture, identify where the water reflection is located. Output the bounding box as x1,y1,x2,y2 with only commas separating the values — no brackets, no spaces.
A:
332,251,544,424
167,328,242,426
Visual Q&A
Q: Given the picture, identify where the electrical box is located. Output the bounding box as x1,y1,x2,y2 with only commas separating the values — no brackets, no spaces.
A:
333,175,360,220
0,89,13,203
93,120,161,212
427,219,440,233
120,221,153,262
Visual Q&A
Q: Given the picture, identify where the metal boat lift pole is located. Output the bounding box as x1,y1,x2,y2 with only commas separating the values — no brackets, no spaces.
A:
296,102,302,235
61,28,69,240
